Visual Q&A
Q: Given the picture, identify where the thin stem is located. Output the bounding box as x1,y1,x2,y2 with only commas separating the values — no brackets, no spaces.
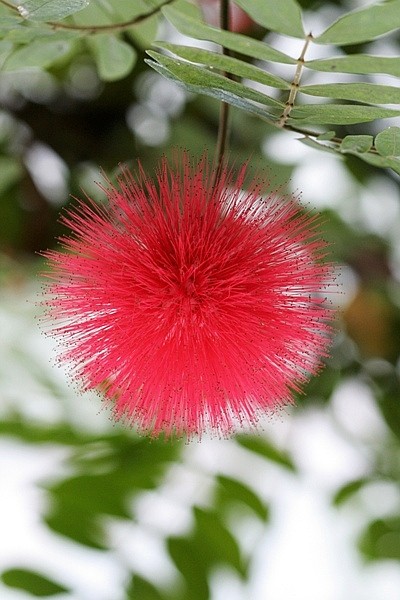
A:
213,0,232,181
0,0,176,34
277,33,313,128
0,0,16,10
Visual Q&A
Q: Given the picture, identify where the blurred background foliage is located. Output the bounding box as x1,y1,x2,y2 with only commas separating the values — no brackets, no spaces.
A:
1,0,400,598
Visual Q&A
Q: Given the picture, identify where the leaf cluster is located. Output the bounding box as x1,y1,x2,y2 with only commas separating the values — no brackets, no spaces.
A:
2,0,400,172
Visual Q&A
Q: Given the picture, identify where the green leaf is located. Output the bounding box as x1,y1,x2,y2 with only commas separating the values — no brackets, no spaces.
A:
234,0,304,38
235,434,296,471
0,40,13,68
340,135,374,154
193,507,245,575
354,150,400,175
167,537,209,600
162,2,295,64
0,156,23,194
317,131,336,141
316,0,400,45
0,21,64,44
46,473,133,518
88,34,136,81
2,37,73,71
216,475,269,521
299,137,339,155
306,55,400,78
300,83,400,105
147,51,284,108
147,58,275,121
359,517,400,561
375,127,400,157
289,104,400,125
1,568,68,597
16,0,89,21
375,371,400,440
44,505,107,549
127,575,164,600
154,42,290,89
332,478,370,506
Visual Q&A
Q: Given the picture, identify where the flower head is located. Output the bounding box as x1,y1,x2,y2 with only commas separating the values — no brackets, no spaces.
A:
42,154,331,438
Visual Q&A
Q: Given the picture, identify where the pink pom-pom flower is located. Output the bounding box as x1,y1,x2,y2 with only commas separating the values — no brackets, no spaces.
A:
42,155,332,438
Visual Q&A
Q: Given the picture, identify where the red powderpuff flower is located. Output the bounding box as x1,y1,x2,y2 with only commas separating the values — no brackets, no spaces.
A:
42,155,331,438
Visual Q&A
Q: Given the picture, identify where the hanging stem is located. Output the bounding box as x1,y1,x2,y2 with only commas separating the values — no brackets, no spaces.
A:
213,0,232,180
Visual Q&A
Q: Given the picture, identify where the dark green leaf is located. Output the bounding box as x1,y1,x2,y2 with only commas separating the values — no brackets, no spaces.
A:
17,0,89,21
234,0,304,38
235,434,296,471
340,135,374,154
162,2,295,64
217,475,269,521
359,517,400,561
0,416,98,445
0,156,23,193
289,104,400,125
193,507,245,576
46,473,132,518
375,127,400,157
154,42,290,89
300,83,400,105
306,55,400,78
127,575,165,600
167,537,209,600
45,505,107,549
375,371,400,440
316,0,400,45
88,35,136,81
332,478,370,506
2,37,74,71
1,568,68,597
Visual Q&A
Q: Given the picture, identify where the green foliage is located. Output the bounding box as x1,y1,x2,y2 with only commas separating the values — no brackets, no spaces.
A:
127,574,165,600
216,475,269,521
1,567,68,597
1,0,400,174
290,104,400,125
359,517,400,561
2,36,75,71
375,127,400,158
16,0,89,22
88,34,137,81
161,2,296,64
340,136,374,155
153,42,290,90
306,55,400,78
332,478,371,507
233,0,304,38
42,435,181,546
299,126,400,175
235,434,296,471
300,83,400,105
315,0,400,45
146,50,283,115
